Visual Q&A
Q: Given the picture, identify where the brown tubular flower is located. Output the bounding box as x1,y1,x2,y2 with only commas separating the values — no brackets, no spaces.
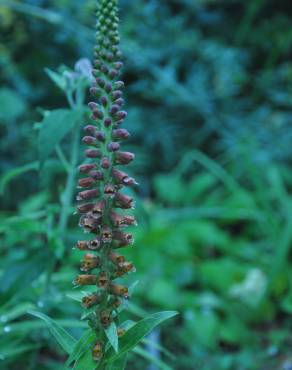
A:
73,0,137,362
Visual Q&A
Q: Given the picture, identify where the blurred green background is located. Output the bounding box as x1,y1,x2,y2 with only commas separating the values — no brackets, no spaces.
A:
0,0,292,369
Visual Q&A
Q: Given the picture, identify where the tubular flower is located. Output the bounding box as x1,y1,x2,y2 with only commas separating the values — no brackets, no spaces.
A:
73,0,136,362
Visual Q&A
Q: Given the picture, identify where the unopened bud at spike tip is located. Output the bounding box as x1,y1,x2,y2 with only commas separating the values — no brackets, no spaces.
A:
89,87,102,97
114,81,125,89
115,151,135,165
111,90,122,100
78,177,95,188
113,128,130,140
82,136,97,146
101,157,110,169
105,83,113,93
77,203,94,214
115,110,127,120
79,163,96,173
100,96,108,106
89,170,104,180
115,98,124,107
83,125,96,135
76,189,99,201
109,105,120,115
104,118,112,127
85,149,102,158
107,142,120,152
95,131,106,142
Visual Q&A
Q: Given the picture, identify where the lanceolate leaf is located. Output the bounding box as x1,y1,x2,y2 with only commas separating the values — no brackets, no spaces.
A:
38,108,83,166
0,344,40,360
133,346,173,370
106,354,128,370
28,310,76,355
74,349,96,370
105,311,178,362
66,329,95,366
105,322,119,353
45,68,67,91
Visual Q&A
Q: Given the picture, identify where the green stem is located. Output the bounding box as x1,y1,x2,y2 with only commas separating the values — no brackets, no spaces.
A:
55,144,70,173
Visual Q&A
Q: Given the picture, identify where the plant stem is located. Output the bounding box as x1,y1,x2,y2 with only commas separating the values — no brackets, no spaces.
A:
55,144,70,173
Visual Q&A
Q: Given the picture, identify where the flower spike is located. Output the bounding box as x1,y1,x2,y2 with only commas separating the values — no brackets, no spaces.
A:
73,0,137,362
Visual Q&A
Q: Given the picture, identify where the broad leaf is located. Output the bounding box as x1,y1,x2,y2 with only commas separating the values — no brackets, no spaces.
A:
105,311,178,362
28,310,76,355
38,108,82,166
0,88,26,121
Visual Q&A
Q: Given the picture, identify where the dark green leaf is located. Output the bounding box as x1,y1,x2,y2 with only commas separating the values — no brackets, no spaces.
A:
38,108,82,166
133,346,172,370
0,344,39,360
0,88,26,121
66,329,95,366
105,322,119,353
74,349,96,370
0,162,39,195
107,354,128,370
105,311,178,362
28,310,76,354
45,68,66,90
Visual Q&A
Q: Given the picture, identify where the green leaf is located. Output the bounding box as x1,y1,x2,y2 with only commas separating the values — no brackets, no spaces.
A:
0,88,26,121
74,349,96,370
133,346,173,370
38,108,82,166
0,302,35,323
107,354,128,370
81,305,97,320
0,162,39,195
66,290,88,303
105,311,178,362
105,322,119,353
28,310,76,355
0,344,39,360
128,280,140,296
66,329,95,366
5,319,87,333
45,68,66,90
142,338,174,360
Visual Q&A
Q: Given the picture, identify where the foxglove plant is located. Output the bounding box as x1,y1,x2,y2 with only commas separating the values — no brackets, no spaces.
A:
30,1,177,368
73,0,137,362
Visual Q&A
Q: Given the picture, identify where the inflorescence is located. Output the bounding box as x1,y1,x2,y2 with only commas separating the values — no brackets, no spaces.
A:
73,0,137,361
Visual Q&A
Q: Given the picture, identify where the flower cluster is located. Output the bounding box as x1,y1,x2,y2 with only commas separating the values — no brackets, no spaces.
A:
73,0,136,361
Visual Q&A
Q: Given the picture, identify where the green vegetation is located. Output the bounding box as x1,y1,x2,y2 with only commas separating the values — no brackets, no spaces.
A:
0,0,291,369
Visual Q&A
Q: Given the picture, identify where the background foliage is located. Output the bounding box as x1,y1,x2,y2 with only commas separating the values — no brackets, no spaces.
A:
0,0,292,369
